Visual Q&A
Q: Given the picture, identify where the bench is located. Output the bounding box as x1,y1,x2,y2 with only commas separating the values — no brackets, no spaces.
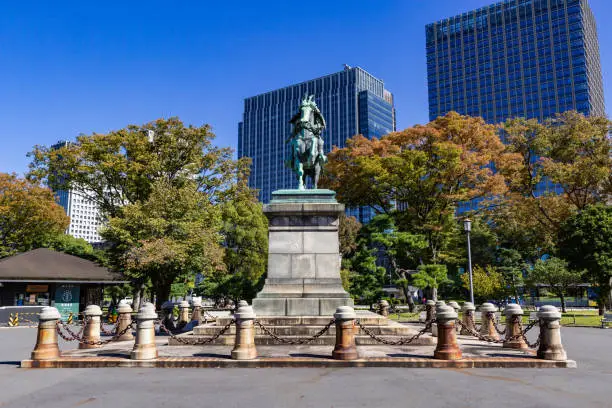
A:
602,312,612,329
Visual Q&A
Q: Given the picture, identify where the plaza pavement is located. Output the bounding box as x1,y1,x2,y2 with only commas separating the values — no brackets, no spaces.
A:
0,326,610,408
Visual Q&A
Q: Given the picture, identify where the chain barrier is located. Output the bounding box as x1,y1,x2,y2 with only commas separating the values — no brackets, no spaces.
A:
517,318,541,349
254,319,335,345
56,319,134,346
158,319,234,345
356,320,433,345
100,321,118,336
467,313,481,332
489,312,507,335
455,318,540,347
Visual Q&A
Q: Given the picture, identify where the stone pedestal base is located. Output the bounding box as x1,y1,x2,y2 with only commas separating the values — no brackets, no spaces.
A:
252,189,353,316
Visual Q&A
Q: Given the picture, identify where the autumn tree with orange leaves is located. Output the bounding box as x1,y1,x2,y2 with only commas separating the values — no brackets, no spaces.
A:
0,173,69,258
322,112,507,263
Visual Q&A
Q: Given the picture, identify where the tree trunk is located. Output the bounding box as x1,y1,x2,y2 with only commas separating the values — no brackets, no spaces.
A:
154,281,172,311
133,287,142,312
432,287,438,302
560,294,566,313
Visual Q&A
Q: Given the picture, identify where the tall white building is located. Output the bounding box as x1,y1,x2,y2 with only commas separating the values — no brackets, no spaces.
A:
52,141,105,244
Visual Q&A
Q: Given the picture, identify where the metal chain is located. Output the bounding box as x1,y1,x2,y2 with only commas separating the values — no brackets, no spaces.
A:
158,319,234,345
100,321,118,336
56,320,134,345
456,318,539,347
455,319,506,344
517,318,541,348
467,313,481,332
490,312,507,335
254,319,335,345
356,320,433,345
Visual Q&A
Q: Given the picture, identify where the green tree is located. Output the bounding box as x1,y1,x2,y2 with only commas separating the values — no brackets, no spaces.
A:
0,173,69,258
339,214,361,257
343,245,386,305
412,264,450,301
368,215,428,311
101,179,224,308
216,189,268,304
558,204,612,314
496,248,525,304
527,257,583,313
460,265,504,302
493,112,611,253
28,118,248,304
39,234,106,263
323,112,507,263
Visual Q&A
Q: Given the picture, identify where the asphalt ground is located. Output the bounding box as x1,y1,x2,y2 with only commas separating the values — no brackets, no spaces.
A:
0,326,610,408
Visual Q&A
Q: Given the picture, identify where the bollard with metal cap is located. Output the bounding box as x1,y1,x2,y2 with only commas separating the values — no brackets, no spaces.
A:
431,301,447,337
79,304,102,349
448,301,461,333
161,301,176,332
479,302,499,340
231,301,257,360
425,300,436,332
433,304,462,360
460,302,476,335
377,300,390,317
116,300,134,341
537,305,567,361
31,307,62,360
131,302,158,360
191,297,202,323
177,300,190,329
503,304,527,349
332,306,359,360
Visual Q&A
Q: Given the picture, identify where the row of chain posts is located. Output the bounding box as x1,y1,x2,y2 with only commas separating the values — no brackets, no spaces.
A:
49,305,541,349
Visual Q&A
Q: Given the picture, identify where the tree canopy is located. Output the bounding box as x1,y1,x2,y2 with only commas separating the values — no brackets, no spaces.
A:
0,173,69,258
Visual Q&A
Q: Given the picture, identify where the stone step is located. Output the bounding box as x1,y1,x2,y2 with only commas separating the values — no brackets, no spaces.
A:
167,334,435,346
193,324,416,336
214,315,390,327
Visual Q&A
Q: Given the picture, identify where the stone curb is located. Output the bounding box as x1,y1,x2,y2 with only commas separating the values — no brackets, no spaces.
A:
20,357,576,369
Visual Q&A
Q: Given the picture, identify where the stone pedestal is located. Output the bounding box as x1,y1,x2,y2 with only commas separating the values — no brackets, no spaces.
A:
252,190,353,316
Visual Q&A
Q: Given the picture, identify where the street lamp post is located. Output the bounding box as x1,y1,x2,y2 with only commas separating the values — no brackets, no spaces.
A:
464,218,474,304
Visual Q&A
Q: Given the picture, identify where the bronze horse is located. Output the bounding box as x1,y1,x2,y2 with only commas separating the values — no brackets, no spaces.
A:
286,95,327,190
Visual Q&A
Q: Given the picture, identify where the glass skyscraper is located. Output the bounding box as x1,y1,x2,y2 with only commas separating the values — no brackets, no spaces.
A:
426,0,604,124
238,66,396,222
426,0,605,211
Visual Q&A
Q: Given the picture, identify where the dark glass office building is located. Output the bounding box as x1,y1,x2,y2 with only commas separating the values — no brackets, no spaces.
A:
238,66,396,222
426,0,604,123
426,0,605,211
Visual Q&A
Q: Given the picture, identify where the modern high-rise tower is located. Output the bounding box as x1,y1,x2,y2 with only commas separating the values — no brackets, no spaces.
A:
426,0,605,124
238,66,396,222
51,141,105,244
426,0,605,212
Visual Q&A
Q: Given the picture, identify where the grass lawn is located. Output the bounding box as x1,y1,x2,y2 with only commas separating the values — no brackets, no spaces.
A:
389,310,604,327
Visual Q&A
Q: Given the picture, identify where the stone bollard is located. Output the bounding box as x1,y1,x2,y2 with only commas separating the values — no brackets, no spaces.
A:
191,297,202,323
448,301,461,333
425,300,436,331
537,305,567,361
433,305,462,360
116,300,134,341
177,300,190,329
503,304,527,349
378,300,390,317
479,302,499,340
460,302,476,335
431,301,447,337
79,305,102,349
231,301,257,360
131,302,158,360
161,301,176,332
332,306,359,360
31,307,62,360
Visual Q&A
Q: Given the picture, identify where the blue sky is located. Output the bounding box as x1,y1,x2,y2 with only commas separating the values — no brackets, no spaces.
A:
1,0,610,175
